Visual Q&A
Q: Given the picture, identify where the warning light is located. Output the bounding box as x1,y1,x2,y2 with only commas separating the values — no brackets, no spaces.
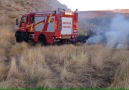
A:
69,12,72,15
65,12,73,15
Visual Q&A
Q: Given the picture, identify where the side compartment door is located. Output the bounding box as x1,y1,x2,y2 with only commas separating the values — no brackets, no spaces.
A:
61,17,73,35
47,15,55,32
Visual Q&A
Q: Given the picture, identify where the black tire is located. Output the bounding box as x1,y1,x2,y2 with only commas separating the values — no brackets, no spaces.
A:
23,32,29,42
38,34,47,46
15,30,23,42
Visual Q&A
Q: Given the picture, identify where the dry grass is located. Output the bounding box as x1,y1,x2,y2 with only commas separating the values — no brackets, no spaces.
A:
110,60,129,88
0,17,129,88
0,25,129,88
7,11,19,19
0,15,10,25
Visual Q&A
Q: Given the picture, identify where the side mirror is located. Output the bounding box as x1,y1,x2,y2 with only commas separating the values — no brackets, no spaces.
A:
16,18,19,25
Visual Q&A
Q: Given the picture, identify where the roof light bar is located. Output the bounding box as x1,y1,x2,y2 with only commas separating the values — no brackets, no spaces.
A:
65,12,72,15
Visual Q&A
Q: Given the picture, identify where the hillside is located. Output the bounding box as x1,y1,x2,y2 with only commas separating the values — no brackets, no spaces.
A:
0,0,69,25
0,0,129,89
78,10,129,35
79,10,129,19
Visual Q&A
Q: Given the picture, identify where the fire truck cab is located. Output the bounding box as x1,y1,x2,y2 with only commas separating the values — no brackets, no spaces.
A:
15,8,78,45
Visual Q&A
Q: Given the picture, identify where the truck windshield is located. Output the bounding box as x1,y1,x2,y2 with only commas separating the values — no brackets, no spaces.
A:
21,16,27,23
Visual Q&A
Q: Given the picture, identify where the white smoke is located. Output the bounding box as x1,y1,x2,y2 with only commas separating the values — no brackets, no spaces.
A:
86,15,129,49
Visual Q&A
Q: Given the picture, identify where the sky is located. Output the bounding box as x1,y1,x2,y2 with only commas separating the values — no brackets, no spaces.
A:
57,0,129,11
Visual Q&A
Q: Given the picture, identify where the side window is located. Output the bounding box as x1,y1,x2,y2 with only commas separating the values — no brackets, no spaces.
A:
30,15,34,23
35,16,45,24
21,16,27,23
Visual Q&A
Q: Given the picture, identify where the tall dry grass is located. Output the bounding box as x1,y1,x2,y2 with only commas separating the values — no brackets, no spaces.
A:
110,60,129,88
0,26,129,88
0,23,129,88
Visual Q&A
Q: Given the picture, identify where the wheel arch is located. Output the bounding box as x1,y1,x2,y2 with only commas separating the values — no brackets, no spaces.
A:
38,34,47,46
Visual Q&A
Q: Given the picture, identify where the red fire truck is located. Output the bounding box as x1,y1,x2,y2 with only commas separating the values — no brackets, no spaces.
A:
15,8,78,45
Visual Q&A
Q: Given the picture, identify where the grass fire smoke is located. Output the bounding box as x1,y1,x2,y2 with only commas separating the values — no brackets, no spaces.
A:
86,15,129,49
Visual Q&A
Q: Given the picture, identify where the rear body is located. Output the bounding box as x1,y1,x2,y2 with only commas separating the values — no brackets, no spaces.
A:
15,9,78,45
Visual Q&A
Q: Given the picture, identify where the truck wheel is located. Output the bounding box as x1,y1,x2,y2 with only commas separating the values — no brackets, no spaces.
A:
15,30,23,42
23,32,29,42
38,35,47,46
